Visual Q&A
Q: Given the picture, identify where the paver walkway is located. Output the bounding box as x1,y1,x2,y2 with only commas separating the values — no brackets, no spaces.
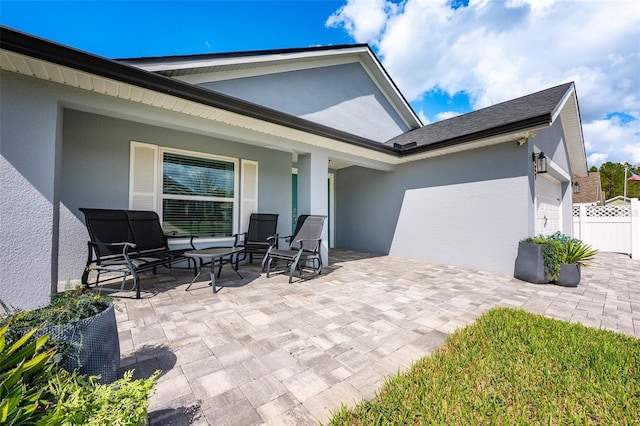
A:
109,250,639,425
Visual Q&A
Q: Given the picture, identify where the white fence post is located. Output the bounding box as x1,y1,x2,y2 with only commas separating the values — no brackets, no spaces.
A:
579,205,586,240
632,198,639,260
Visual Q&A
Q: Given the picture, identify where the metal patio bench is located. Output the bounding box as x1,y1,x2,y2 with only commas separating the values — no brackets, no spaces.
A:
80,208,197,298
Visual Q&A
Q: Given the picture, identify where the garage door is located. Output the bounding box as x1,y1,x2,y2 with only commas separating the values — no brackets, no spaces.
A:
535,174,561,235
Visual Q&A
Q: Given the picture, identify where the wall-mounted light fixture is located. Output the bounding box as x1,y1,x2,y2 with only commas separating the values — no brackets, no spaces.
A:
532,151,548,177
573,181,580,194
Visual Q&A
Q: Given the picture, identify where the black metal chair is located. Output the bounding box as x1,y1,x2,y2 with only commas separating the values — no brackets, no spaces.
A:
264,215,326,283
233,213,279,269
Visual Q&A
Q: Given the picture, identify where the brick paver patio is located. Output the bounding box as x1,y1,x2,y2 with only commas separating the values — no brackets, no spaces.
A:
108,249,639,425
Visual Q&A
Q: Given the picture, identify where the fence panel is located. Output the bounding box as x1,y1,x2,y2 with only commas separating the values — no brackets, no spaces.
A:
573,204,634,255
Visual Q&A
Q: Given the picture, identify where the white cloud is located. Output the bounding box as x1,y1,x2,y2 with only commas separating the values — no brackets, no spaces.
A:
417,110,430,125
587,152,608,167
435,111,461,121
328,0,640,165
326,0,396,45
583,115,640,167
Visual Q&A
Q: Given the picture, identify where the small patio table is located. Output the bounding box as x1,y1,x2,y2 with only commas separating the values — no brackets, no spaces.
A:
184,247,244,293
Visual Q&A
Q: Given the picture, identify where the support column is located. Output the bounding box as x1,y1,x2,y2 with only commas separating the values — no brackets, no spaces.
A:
297,152,329,267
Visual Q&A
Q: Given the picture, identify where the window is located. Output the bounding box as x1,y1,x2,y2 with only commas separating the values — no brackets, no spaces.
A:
161,152,236,237
130,142,256,240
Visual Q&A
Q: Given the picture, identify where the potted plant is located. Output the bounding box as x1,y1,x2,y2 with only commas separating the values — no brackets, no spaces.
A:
514,236,563,284
1,323,157,425
554,237,598,287
514,233,597,287
1,286,120,384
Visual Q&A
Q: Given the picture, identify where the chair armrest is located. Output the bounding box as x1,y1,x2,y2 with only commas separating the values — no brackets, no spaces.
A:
292,237,321,250
88,240,137,258
265,233,280,248
232,232,248,247
166,233,198,249
89,241,137,249
268,234,291,241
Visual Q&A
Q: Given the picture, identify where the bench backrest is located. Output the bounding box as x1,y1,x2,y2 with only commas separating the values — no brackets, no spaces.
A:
126,210,169,254
80,208,170,260
80,208,133,260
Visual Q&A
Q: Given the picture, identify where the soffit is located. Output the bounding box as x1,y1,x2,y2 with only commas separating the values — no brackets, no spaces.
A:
0,48,403,171
0,48,562,170
555,89,588,178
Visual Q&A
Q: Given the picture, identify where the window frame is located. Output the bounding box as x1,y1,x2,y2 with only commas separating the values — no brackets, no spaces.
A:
159,146,240,239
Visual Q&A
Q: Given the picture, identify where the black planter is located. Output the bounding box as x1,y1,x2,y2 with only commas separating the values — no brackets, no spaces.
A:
554,264,581,287
514,242,550,284
42,304,120,384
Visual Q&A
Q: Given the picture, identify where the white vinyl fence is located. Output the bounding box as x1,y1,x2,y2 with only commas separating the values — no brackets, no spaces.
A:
573,198,639,259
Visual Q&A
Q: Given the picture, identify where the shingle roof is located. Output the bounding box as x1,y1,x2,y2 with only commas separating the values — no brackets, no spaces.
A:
387,82,574,151
573,172,605,205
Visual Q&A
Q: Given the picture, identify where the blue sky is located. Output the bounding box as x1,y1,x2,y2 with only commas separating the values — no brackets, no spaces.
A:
1,0,638,166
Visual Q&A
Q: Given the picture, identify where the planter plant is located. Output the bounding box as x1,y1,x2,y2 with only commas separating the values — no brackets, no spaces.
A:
1,322,157,425
1,286,120,384
515,232,597,286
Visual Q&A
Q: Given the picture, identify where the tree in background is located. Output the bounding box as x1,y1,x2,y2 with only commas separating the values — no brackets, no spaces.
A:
595,162,640,199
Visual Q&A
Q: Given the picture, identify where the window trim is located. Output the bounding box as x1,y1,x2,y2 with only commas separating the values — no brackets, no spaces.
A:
159,146,240,237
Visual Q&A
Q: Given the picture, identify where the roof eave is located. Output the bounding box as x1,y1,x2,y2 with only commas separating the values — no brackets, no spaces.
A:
395,114,552,156
0,26,399,157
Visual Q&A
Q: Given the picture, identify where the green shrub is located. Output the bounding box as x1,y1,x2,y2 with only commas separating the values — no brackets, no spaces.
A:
563,238,598,266
0,325,56,425
40,369,159,426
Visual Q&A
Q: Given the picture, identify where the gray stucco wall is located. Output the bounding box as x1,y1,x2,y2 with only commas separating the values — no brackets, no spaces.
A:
336,142,533,275
200,63,410,142
1,71,60,310
59,109,293,281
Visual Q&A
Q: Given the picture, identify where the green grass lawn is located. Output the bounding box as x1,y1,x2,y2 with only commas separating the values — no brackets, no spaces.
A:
328,308,640,425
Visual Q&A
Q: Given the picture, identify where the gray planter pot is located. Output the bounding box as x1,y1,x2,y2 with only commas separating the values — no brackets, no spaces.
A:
554,264,581,287
42,304,120,384
514,242,550,284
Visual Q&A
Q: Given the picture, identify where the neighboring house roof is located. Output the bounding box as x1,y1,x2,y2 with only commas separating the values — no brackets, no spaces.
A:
0,26,588,174
573,172,605,205
605,196,632,205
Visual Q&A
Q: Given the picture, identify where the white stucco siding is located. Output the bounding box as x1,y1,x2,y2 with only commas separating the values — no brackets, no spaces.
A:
389,177,530,275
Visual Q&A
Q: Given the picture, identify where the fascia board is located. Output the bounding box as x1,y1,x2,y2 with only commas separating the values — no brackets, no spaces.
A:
551,84,588,178
126,46,372,73
172,55,361,84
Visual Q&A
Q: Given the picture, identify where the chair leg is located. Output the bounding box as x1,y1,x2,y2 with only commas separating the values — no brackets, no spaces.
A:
191,258,198,276
132,269,141,299
289,260,297,283
266,257,272,277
